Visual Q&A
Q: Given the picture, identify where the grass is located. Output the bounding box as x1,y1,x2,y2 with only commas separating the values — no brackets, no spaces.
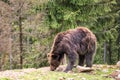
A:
0,78,11,80
19,71,113,80
19,68,114,80
0,65,117,80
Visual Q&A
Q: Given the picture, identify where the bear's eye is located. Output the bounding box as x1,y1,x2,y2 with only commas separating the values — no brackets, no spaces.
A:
52,55,58,59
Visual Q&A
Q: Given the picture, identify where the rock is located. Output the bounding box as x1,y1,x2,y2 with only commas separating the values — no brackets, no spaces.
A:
116,75,120,80
109,70,120,79
117,61,120,68
81,78,86,80
56,65,66,71
102,69,108,73
117,74,120,78
67,71,73,73
59,77,66,80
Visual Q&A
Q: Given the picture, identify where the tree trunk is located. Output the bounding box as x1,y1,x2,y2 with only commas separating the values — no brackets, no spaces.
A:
118,48,120,61
19,16,23,69
0,54,1,71
9,27,12,70
116,27,120,61
117,25,120,61
108,39,112,64
104,41,107,64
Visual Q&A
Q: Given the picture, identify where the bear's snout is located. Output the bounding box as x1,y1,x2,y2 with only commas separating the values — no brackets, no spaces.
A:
50,65,56,71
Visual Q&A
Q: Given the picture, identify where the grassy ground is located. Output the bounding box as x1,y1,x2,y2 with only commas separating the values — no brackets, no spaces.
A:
0,64,117,80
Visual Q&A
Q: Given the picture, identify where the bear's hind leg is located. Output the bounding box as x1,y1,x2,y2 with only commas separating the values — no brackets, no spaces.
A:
78,55,85,66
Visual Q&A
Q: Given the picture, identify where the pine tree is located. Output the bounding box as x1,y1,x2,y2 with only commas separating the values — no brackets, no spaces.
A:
46,0,119,64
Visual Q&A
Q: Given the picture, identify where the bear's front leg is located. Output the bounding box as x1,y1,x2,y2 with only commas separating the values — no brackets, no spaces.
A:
85,52,93,67
64,53,77,72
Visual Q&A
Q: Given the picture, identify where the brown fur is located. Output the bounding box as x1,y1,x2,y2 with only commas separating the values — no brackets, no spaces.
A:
48,27,97,72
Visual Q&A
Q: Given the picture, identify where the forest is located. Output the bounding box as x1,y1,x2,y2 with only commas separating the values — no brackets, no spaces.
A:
0,0,120,71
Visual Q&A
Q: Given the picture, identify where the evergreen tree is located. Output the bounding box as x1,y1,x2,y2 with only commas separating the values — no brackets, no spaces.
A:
46,0,119,64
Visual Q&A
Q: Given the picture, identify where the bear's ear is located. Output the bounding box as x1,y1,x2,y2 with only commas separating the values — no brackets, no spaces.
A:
52,54,59,59
47,53,50,57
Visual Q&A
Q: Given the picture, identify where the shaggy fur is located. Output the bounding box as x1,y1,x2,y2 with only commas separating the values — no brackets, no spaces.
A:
48,27,97,72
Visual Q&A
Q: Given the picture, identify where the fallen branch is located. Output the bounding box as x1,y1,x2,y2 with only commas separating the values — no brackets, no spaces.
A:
76,66,94,72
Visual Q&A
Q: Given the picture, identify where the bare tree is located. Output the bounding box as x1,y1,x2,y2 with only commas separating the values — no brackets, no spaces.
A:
0,1,13,70
9,0,30,69
0,0,50,70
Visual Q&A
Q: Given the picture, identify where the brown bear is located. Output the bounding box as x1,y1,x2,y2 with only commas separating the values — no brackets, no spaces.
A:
48,27,97,72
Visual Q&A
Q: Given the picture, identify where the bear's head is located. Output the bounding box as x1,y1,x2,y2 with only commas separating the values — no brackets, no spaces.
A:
47,53,62,71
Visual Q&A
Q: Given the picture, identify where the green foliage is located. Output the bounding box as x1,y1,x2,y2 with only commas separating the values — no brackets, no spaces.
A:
1,0,119,70
46,0,119,64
